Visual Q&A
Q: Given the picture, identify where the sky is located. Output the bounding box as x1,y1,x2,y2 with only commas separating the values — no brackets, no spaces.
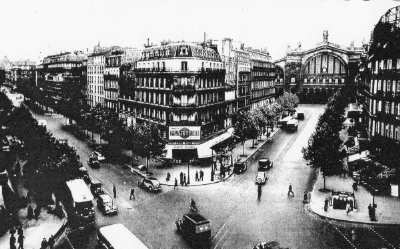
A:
0,0,399,62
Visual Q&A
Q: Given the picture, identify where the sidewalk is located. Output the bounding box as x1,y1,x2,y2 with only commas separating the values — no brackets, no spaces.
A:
0,207,64,249
153,128,280,186
309,172,400,225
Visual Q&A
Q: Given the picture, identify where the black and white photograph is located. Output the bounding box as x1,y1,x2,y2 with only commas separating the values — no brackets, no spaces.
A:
1,0,400,248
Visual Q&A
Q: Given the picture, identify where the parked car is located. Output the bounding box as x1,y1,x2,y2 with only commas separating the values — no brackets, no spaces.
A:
88,157,100,169
258,158,273,170
78,167,91,184
137,164,146,172
97,194,118,215
255,171,268,185
297,112,305,120
90,180,104,197
233,160,248,174
138,177,161,192
92,151,106,162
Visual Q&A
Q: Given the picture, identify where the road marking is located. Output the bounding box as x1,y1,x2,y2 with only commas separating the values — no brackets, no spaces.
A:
369,227,398,249
212,227,230,249
324,220,358,249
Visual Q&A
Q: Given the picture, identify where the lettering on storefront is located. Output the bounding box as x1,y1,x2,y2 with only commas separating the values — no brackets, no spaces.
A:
169,126,201,140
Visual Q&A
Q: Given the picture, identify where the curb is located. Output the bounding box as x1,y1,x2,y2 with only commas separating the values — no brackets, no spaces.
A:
158,128,280,188
305,201,400,227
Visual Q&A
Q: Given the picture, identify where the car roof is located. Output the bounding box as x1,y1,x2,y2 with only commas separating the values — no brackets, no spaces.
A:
259,158,270,162
99,194,112,202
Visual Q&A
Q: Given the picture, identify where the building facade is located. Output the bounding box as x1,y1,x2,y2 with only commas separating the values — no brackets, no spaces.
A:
359,5,400,166
277,31,364,103
247,48,276,110
87,45,108,108
119,41,229,161
104,47,140,112
36,51,87,111
10,60,36,86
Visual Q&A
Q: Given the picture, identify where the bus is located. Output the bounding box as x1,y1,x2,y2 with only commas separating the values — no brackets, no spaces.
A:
97,224,149,249
65,179,95,229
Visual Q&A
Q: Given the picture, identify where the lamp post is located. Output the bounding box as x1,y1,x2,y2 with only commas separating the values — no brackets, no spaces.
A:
187,160,191,185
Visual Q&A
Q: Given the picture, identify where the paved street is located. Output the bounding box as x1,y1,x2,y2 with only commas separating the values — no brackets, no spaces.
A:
31,105,400,249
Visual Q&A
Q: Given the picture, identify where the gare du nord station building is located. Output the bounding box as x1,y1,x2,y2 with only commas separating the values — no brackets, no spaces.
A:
276,31,364,103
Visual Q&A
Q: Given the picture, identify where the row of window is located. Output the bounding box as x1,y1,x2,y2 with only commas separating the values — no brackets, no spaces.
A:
251,88,275,99
369,79,400,94
303,77,345,84
369,58,400,73
369,99,400,116
136,76,223,89
369,119,400,141
251,80,275,89
87,65,105,75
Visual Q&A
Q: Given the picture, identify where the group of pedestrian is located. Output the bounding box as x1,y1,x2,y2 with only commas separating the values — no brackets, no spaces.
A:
40,235,55,249
26,205,41,220
368,203,377,221
179,172,188,186
194,170,204,182
9,226,24,249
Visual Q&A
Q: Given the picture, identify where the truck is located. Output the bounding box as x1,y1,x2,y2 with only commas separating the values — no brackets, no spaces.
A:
65,179,95,229
286,118,298,131
176,212,211,248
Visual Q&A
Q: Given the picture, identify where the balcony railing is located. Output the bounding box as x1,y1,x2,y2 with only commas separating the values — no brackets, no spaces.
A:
376,69,400,78
374,111,400,124
134,67,226,75
172,84,196,92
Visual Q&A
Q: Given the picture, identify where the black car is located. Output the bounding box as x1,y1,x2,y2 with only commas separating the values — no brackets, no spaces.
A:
258,158,273,170
176,213,211,248
233,160,248,174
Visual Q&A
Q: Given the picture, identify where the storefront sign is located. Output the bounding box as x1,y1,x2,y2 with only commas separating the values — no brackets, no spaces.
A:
169,126,201,140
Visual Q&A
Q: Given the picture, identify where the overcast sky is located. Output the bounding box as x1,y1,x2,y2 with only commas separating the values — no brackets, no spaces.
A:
1,0,399,62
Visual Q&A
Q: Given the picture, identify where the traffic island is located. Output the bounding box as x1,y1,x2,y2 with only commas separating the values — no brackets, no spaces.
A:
307,172,400,226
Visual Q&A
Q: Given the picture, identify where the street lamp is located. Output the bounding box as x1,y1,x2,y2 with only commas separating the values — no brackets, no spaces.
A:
187,159,192,185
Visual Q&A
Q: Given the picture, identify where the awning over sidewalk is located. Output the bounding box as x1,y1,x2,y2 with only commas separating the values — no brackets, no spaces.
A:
164,128,235,159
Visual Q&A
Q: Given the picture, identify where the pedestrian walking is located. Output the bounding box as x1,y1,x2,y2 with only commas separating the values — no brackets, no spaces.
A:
9,226,16,236
166,172,171,182
34,206,41,219
324,198,329,212
180,172,183,186
27,205,33,219
174,178,178,190
195,171,199,181
288,184,294,198
40,238,47,249
48,235,55,249
200,170,204,181
346,201,351,215
113,184,117,198
10,234,16,249
129,188,135,200
17,232,24,249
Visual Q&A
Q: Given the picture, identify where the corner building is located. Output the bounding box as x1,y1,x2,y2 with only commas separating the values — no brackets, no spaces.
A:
122,41,229,161
360,5,400,166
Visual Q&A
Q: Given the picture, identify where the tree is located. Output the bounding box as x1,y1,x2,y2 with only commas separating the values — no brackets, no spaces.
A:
250,108,267,141
277,91,299,115
232,111,256,156
130,123,166,171
302,122,344,190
